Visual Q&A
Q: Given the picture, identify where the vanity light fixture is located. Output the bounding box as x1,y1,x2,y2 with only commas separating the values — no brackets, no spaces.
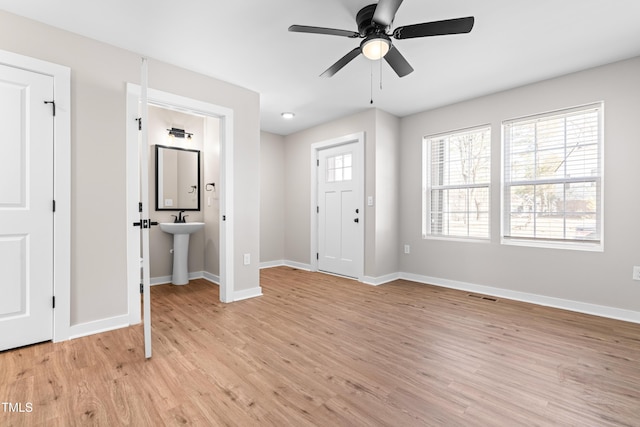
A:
167,127,193,139
281,112,295,120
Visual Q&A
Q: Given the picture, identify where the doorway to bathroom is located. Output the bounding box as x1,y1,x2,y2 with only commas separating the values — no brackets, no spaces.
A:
146,105,221,286
125,84,234,331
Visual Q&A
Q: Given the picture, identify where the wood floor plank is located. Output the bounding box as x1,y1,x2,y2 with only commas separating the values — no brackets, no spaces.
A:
2,267,640,426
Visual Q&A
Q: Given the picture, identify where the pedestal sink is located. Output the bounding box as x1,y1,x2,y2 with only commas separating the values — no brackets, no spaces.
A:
159,222,205,285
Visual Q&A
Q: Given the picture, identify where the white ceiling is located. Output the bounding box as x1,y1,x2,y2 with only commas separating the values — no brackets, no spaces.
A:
1,0,639,135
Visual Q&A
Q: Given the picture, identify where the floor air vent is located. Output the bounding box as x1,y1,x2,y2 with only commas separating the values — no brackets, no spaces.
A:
468,294,498,302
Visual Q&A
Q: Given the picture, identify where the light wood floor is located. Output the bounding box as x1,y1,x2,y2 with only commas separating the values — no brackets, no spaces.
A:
2,267,640,426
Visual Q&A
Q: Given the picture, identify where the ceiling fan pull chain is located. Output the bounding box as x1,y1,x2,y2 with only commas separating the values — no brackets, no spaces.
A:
370,60,374,105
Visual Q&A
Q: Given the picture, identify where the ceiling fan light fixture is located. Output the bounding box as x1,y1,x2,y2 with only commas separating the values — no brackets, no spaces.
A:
361,36,390,60
281,112,295,119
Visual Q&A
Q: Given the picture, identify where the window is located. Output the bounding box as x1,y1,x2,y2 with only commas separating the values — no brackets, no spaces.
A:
326,153,352,182
502,103,603,249
423,126,491,239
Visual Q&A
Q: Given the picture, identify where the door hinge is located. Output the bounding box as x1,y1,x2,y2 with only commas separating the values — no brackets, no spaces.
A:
222,215,226,221
138,202,143,213
52,200,56,212
317,206,319,213
135,117,142,131
44,100,56,116
317,159,319,167
316,253,319,260
140,283,144,294
52,296,56,309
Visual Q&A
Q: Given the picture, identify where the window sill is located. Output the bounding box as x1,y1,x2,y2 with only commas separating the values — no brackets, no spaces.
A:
423,235,491,244
501,237,603,252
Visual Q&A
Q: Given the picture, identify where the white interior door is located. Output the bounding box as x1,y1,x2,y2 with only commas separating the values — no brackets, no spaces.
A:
139,59,153,358
317,142,361,278
0,63,54,351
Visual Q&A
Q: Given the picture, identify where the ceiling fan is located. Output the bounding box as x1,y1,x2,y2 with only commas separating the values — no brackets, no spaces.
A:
288,0,474,78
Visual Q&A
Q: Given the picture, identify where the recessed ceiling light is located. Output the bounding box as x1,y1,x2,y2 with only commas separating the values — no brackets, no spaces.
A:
281,112,295,119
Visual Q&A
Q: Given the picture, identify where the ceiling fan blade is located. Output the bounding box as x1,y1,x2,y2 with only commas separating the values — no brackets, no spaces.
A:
288,25,359,38
320,47,362,78
384,45,414,77
393,16,475,39
372,0,404,27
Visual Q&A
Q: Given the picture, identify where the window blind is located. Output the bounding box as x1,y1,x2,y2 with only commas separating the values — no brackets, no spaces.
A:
423,126,491,239
502,103,603,246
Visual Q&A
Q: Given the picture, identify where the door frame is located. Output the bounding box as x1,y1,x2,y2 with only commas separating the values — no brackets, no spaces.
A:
126,84,234,325
0,49,72,342
310,132,365,281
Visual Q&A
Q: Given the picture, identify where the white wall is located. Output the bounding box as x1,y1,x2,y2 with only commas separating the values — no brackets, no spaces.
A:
373,109,401,278
283,110,376,271
0,10,260,330
260,132,285,264
281,109,402,279
400,57,640,313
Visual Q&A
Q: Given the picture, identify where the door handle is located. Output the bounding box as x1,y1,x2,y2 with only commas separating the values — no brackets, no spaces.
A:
133,219,159,229
354,218,359,223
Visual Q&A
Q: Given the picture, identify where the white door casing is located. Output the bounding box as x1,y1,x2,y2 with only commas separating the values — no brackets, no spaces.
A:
0,64,54,351
311,133,364,280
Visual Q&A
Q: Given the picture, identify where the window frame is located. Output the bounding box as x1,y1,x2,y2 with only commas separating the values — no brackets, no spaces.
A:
501,102,604,251
422,125,492,241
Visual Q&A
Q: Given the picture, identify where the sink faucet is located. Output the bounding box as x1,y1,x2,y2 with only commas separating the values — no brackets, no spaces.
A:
172,211,188,223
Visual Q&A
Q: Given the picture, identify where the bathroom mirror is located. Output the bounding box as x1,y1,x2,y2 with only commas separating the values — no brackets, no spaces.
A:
155,144,201,211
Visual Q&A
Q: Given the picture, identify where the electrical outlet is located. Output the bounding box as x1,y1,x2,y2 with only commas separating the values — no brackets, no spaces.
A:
633,266,640,281
243,253,251,265
404,244,410,254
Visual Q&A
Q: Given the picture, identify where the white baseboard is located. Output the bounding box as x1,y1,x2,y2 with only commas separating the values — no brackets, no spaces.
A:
401,272,640,325
285,260,312,271
203,271,220,285
362,272,401,286
68,314,130,340
259,260,312,271
234,286,263,301
151,271,207,286
151,275,172,285
259,260,286,269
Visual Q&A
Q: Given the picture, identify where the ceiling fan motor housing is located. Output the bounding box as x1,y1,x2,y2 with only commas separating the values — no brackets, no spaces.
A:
356,4,383,36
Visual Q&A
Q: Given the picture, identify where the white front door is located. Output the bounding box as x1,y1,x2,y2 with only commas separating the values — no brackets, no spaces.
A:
317,142,361,278
0,63,54,351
